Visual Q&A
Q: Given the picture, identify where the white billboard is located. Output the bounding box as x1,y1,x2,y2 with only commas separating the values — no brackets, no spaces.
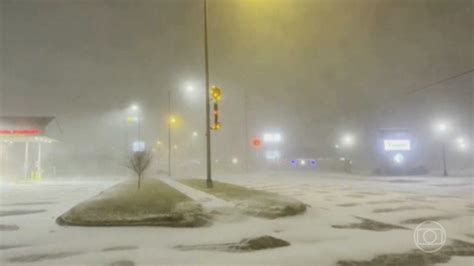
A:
384,139,411,151
263,133,282,143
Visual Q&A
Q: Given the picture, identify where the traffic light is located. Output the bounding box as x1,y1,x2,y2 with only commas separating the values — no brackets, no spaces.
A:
210,86,221,102
211,102,220,131
210,86,222,130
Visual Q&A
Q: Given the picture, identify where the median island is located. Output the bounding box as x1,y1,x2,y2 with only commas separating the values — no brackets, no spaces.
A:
180,179,306,219
57,179,209,227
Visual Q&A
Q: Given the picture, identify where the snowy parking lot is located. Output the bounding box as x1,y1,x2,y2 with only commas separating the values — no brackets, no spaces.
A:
1,172,473,266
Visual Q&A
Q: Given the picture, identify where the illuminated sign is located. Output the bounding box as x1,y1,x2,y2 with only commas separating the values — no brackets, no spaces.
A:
384,139,411,151
132,141,146,152
263,133,282,143
0,129,41,136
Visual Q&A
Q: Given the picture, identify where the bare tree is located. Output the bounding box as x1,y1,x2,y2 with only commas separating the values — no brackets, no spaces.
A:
126,150,153,189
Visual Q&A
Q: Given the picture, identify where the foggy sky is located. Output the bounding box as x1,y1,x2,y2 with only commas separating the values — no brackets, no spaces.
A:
0,0,472,174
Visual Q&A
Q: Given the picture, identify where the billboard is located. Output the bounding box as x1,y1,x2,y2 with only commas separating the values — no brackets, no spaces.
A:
384,139,411,151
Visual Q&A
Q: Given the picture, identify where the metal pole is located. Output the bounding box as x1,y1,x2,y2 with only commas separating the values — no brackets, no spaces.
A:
204,0,213,188
37,142,42,179
0,143,3,178
442,141,448,176
137,117,141,141
24,142,29,178
168,90,172,177
244,92,249,173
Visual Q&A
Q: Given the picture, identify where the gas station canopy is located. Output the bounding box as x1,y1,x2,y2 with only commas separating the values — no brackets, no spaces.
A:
0,116,57,142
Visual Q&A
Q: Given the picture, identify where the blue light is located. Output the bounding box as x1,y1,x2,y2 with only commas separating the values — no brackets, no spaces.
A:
310,160,317,165
290,160,297,166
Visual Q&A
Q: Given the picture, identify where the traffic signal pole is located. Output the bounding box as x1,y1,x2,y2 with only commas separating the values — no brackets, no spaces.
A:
168,90,172,177
203,0,213,188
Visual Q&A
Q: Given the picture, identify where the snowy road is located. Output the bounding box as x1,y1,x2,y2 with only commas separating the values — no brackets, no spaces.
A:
0,173,473,266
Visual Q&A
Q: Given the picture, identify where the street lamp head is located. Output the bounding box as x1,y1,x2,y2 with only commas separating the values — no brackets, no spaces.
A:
455,137,469,151
169,116,177,124
434,121,451,134
130,104,139,112
192,131,198,137
341,134,355,147
186,85,194,93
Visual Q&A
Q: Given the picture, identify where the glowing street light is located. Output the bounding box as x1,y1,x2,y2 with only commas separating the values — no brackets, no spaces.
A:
169,116,177,124
130,104,139,112
459,142,468,151
341,134,355,147
455,137,469,152
186,85,195,93
192,131,198,137
434,121,452,136
232,157,239,164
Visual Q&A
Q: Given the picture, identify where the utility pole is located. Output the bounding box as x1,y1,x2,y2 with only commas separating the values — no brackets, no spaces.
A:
203,0,213,188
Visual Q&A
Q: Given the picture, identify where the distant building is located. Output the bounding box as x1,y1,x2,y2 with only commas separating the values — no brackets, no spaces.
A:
375,128,427,176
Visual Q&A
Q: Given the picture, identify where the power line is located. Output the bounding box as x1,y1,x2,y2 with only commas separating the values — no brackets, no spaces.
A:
406,69,473,96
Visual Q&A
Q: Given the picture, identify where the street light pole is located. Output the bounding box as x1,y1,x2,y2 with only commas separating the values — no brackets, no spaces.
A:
137,117,141,141
442,141,448,177
244,92,249,173
203,0,213,188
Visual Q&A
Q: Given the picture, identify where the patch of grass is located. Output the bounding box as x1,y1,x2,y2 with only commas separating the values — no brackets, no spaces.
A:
400,215,456,224
337,203,359,207
373,205,433,213
8,252,82,263
181,179,306,219
57,179,209,227
337,239,474,266
332,216,407,231
0,209,46,217
175,235,290,252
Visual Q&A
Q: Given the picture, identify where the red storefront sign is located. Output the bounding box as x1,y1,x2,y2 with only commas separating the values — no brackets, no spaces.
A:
0,129,41,136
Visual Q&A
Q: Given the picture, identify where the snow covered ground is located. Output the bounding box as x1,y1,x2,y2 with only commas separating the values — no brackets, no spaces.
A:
0,172,472,266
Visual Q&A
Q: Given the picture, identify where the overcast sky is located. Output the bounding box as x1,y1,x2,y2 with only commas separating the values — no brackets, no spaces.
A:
0,0,472,173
